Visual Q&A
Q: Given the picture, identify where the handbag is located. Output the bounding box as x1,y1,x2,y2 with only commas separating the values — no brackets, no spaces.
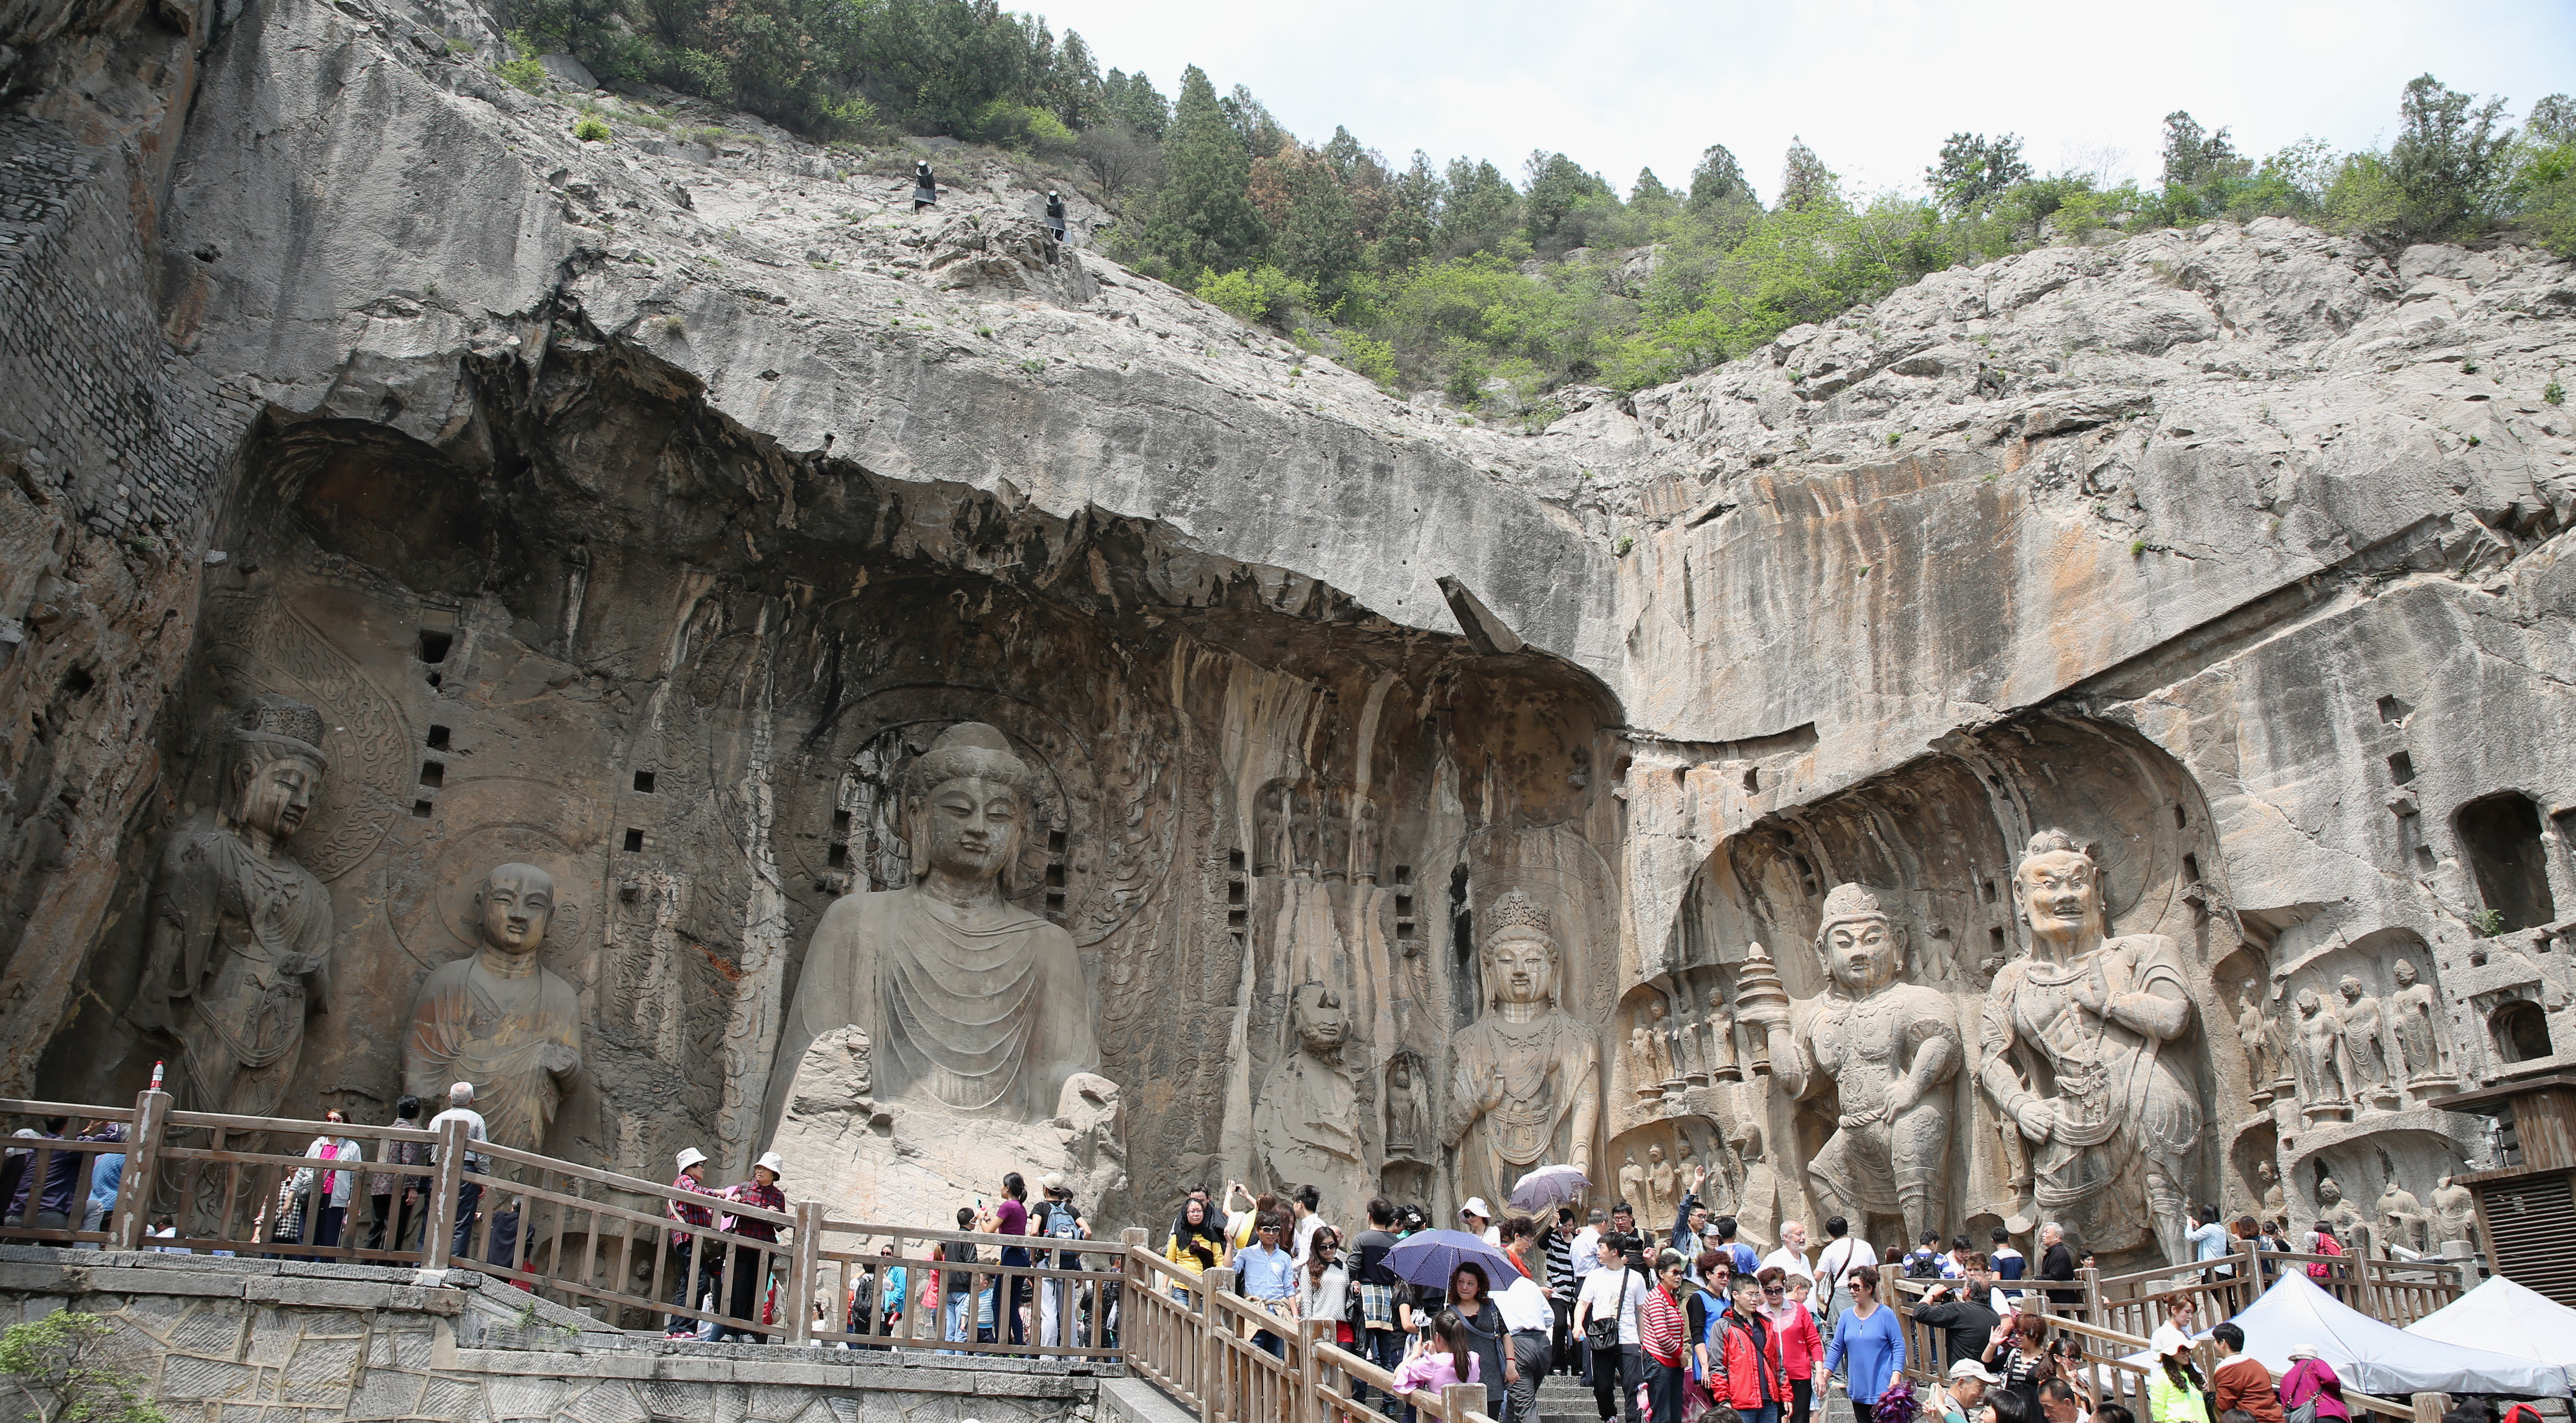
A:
1585,1267,1634,1351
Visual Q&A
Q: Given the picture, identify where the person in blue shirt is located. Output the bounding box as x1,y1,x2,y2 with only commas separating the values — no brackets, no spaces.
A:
1235,1214,1299,1358
1820,1265,1907,1408
2186,1205,2232,1266
78,1125,128,1245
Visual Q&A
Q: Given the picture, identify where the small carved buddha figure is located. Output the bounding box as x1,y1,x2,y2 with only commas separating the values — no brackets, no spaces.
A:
2336,975,2392,1096
130,696,335,1118
404,863,583,1151
2389,960,2452,1084
1746,882,1960,1247
2295,988,2350,1105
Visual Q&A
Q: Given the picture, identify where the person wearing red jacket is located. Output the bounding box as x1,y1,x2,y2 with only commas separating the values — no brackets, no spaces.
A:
1706,1273,1789,1423
1760,1267,1824,1423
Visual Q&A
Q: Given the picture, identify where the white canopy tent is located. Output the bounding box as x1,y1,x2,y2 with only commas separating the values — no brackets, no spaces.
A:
2118,1273,2569,1397
2405,1275,2576,1379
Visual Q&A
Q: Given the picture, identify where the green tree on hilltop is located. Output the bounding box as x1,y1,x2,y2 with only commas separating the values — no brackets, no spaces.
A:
1149,65,1268,274
1524,151,1612,248
1689,143,1753,213
2160,111,2250,186
2386,73,2514,238
1630,167,1676,217
1927,132,2032,212
1775,137,1839,213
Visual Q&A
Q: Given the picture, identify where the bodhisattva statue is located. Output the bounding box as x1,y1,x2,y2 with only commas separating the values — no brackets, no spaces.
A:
1644,1143,1677,1222
2390,960,2452,1084
1252,983,1367,1208
2376,1181,2429,1257
1979,830,2203,1264
770,723,1096,1124
1747,882,1960,1246
2430,1175,2475,1248
1385,1056,1427,1161
1445,890,1600,1214
2233,978,2276,1095
2316,1175,2366,1246
2336,976,2393,1097
404,863,583,1152
129,696,334,1117
1703,988,1740,1081
2296,988,2350,1105
1618,1150,1646,1210
2257,1161,2287,1223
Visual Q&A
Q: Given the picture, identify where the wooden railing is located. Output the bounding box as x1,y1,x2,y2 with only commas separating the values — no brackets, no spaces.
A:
2081,1242,2462,1335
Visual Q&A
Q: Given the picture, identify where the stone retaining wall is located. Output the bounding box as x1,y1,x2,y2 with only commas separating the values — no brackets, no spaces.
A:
0,1248,1105,1423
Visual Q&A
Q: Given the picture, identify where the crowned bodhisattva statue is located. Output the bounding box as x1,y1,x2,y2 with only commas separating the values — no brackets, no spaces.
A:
1444,890,1601,1214
129,696,335,1118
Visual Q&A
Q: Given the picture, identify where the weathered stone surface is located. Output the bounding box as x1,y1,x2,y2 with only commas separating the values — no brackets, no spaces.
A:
4,0,2575,1282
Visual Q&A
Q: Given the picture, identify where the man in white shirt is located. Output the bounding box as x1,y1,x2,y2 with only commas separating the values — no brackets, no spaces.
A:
1289,1184,1333,1266
1498,1269,1556,1423
1573,1208,1606,1274
1812,1216,1872,1329
424,1081,490,1261
1762,1218,1813,1280
1573,1247,1647,1423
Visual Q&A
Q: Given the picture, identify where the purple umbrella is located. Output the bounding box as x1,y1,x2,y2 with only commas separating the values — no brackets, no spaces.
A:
1384,1229,1519,1290
1508,1165,1590,1213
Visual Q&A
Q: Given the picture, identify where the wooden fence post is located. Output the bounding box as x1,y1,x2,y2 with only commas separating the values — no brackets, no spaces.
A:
109,1088,171,1251
2411,1394,2447,1423
1440,1381,1482,1423
1300,1317,1333,1423
1203,1267,1235,1423
2079,1265,2101,1322
1121,1229,1148,1365
423,1117,466,1270
784,1200,822,1345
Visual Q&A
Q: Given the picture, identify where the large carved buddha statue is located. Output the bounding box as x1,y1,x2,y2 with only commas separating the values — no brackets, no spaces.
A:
771,723,1096,1124
404,863,583,1151
1444,890,1600,1214
1746,882,1960,1246
129,696,335,1118
1979,830,2203,1264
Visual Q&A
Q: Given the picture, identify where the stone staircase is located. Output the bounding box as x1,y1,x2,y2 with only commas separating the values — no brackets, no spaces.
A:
1528,1374,1858,1423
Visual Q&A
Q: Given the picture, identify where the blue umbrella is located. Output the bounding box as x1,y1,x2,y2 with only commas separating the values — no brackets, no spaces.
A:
1384,1229,1519,1291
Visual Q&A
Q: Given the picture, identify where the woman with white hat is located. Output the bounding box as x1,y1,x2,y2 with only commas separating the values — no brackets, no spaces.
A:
665,1147,718,1337
716,1152,788,1342
2145,1325,2209,1423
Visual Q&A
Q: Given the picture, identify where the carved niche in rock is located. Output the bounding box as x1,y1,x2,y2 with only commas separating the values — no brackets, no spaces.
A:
128,695,336,1119
1444,889,1602,1215
1981,830,2203,1265
1253,983,1369,1211
1750,882,1961,1247
403,862,584,1152
772,722,1101,1124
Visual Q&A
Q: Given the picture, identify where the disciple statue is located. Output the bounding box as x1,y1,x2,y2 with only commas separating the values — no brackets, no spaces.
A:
1746,882,1962,1246
1728,1121,1781,1252
1628,1021,1658,1095
2390,961,2452,1084
404,863,583,1151
1703,988,1740,1081
1445,890,1602,1213
1253,983,1367,1209
2336,976,2393,1096
2376,1181,2430,1257
1384,1056,1427,1161
1618,1150,1646,1211
2316,1176,2366,1247
1646,1002,1674,1081
1979,831,2203,1264
2257,1161,2288,1223
768,722,1097,1125
129,696,335,1118
2296,988,2350,1105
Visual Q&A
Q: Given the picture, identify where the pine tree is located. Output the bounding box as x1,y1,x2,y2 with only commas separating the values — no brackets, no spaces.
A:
1688,144,1753,213
1925,132,2032,213
1149,65,1267,275
1631,167,1674,214
1373,151,1438,273
1775,137,1839,213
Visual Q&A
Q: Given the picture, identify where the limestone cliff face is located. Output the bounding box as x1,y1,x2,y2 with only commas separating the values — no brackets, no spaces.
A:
3,0,2573,1255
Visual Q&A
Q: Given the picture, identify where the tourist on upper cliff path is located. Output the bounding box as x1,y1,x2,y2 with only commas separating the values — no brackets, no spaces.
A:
426,1082,489,1261
1820,1265,1905,1409
366,1096,427,1255
76,1121,127,1247
664,1147,717,1337
715,1152,787,1343
2037,1224,2080,1308
913,161,937,211
8,1117,102,1244
293,1111,361,1257
1045,191,1067,243
939,1205,982,1351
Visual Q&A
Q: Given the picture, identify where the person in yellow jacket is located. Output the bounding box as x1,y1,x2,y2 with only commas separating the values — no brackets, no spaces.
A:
2146,1328,2211,1423
1166,1195,1231,1299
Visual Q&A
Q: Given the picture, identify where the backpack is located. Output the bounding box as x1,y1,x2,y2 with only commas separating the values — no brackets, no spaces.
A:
1905,1250,1945,1281
1043,1201,1084,1267
2306,1233,2341,1280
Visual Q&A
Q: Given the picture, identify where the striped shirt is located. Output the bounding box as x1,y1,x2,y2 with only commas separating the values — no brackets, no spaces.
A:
1639,1283,1687,1366
1545,1227,1577,1298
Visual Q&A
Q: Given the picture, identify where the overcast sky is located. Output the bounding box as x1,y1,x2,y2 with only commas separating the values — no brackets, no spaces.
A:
1043,0,2576,200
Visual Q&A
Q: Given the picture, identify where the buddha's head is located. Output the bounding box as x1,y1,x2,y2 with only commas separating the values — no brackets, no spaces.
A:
1814,883,1905,997
476,863,555,956
2394,959,2419,989
1291,982,1349,1054
2015,829,2109,951
1481,890,1559,1008
905,722,1041,886
222,695,329,845
2338,975,2365,1006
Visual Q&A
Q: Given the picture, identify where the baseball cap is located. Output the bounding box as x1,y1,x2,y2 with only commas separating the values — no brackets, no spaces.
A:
1950,1361,2002,1384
